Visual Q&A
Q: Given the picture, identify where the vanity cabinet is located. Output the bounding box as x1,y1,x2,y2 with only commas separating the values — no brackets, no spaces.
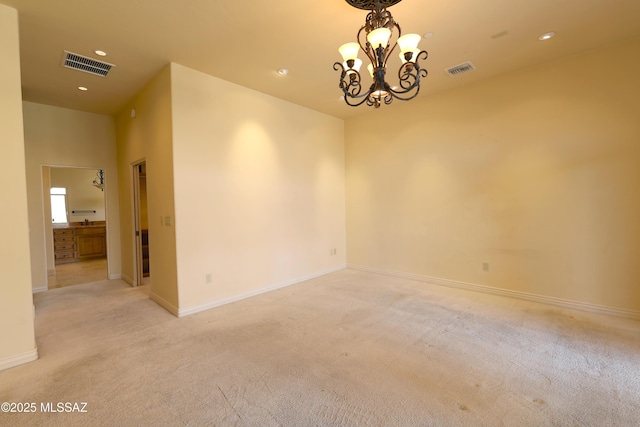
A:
53,225,106,264
76,226,106,259
53,228,77,264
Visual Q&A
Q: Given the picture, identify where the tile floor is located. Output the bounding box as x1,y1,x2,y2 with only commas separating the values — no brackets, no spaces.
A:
48,257,108,289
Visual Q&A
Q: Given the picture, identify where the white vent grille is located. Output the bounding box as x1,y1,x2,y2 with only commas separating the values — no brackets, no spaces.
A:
61,51,115,77
445,62,475,76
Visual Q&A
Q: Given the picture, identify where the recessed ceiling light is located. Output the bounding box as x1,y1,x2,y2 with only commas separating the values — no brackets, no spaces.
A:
538,32,556,41
94,50,107,56
277,68,289,76
423,32,434,39
78,86,88,91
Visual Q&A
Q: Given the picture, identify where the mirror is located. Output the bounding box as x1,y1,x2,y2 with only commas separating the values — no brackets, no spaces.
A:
48,167,106,224
43,166,108,288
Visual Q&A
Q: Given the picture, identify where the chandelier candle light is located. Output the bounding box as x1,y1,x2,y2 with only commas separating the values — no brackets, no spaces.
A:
334,0,428,108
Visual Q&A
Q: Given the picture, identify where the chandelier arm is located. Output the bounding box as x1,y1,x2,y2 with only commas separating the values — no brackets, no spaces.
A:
413,50,429,63
334,62,377,107
382,21,401,69
346,84,379,107
388,87,420,101
387,73,426,101
349,92,378,107
356,25,377,67
385,50,428,99
334,62,362,94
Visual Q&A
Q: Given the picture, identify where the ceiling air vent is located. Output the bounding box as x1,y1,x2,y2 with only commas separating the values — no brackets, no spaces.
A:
61,51,115,77
445,62,475,77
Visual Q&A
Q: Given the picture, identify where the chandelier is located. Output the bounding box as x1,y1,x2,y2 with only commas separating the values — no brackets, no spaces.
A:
334,0,428,108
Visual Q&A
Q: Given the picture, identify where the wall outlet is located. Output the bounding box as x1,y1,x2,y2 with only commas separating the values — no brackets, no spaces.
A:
205,273,212,284
482,262,490,272
330,248,337,256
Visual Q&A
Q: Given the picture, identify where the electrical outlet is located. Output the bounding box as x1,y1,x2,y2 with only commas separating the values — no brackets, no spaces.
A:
482,262,490,272
205,273,212,284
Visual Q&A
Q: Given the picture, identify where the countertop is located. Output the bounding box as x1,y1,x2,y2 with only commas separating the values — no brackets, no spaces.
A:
53,222,106,229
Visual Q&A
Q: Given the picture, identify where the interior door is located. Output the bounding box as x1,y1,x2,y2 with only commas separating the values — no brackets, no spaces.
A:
133,161,149,285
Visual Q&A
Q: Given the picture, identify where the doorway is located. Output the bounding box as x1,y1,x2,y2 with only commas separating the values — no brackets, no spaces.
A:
133,161,150,286
44,166,109,288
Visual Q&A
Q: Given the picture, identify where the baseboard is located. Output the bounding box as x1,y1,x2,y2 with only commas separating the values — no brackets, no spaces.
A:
149,292,180,317
108,273,122,280
178,265,347,318
348,264,640,320
47,269,55,276
32,286,48,294
0,348,38,372
121,273,135,287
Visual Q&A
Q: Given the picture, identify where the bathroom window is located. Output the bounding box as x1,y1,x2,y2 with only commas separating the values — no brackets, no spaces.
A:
50,187,68,224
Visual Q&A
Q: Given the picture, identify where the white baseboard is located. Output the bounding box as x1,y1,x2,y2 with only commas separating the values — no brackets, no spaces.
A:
178,265,347,318
32,286,48,294
47,269,55,276
149,292,179,316
0,348,38,372
108,273,122,280
348,264,640,320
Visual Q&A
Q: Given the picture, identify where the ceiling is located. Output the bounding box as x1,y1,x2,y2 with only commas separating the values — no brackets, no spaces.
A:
4,0,640,119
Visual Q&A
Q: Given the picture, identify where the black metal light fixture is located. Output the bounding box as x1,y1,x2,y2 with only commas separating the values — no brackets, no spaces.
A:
334,0,428,108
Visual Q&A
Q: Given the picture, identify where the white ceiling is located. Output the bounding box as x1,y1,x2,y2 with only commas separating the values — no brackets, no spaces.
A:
4,0,640,119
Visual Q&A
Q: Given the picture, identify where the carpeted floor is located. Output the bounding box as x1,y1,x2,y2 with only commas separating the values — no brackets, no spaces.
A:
1,269,639,426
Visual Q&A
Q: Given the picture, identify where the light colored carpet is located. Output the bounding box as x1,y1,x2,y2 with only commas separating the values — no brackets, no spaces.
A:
1,269,639,426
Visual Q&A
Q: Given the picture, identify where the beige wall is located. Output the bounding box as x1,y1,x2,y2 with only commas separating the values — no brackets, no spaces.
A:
116,65,179,310
0,4,37,369
346,37,640,313
170,63,346,312
116,63,345,315
23,102,122,290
